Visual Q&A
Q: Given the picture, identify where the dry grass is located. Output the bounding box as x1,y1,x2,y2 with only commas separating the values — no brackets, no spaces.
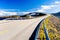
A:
38,15,60,40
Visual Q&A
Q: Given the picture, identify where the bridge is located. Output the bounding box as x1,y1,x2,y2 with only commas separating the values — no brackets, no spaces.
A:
0,15,50,40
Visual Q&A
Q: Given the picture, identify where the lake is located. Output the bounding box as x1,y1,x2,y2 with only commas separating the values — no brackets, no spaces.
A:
55,16,60,18
0,17,6,20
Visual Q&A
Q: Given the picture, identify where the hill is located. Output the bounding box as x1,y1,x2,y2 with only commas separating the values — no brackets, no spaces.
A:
52,12,60,16
0,12,46,20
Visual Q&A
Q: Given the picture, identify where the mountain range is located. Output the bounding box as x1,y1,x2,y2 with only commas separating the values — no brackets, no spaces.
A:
52,12,60,16
0,11,60,20
0,12,46,20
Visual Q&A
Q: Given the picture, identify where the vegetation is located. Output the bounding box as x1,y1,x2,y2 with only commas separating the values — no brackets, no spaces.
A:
38,16,60,40
0,12,46,20
37,22,46,40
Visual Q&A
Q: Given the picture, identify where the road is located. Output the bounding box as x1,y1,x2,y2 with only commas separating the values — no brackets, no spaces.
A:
0,15,50,40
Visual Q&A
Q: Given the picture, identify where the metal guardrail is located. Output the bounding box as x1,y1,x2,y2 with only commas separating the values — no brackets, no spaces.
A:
29,19,50,40
44,20,50,40
29,19,44,40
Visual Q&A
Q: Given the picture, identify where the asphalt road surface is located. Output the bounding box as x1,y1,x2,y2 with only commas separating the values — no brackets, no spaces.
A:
0,15,50,40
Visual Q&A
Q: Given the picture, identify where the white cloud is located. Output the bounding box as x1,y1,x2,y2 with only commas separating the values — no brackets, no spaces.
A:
0,1,60,15
22,12,30,14
18,12,30,15
34,1,60,13
55,1,60,4
36,5,55,12
27,1,60,13
36,10,45,12
0,10,17,16
41,5,52,9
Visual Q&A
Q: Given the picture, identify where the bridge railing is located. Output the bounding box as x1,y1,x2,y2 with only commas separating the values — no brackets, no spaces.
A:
29,19,50,40
43,20,50,40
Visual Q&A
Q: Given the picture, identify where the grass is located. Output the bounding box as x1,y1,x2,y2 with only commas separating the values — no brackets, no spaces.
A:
38,16,60,40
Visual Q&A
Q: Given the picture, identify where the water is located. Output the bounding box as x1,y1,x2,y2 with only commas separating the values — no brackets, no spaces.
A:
56,16,60,18
58,16,60,18
0,17,6,20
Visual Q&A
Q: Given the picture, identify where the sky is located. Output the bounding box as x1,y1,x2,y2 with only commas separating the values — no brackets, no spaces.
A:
0,0,60,16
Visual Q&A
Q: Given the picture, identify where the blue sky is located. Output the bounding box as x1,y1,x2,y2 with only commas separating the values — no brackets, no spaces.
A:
0,0,56,11
0,0,60,16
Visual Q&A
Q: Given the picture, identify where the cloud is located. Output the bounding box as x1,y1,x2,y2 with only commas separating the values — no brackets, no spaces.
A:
36,5,55,13
0,1,60,15
37,5,52,12
55,1,60,4
41,5,52,9
18,12,30,15
27,1,60,13
0,10,17,16
22,12,30,14
36,10,45,12
35,1,60,13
